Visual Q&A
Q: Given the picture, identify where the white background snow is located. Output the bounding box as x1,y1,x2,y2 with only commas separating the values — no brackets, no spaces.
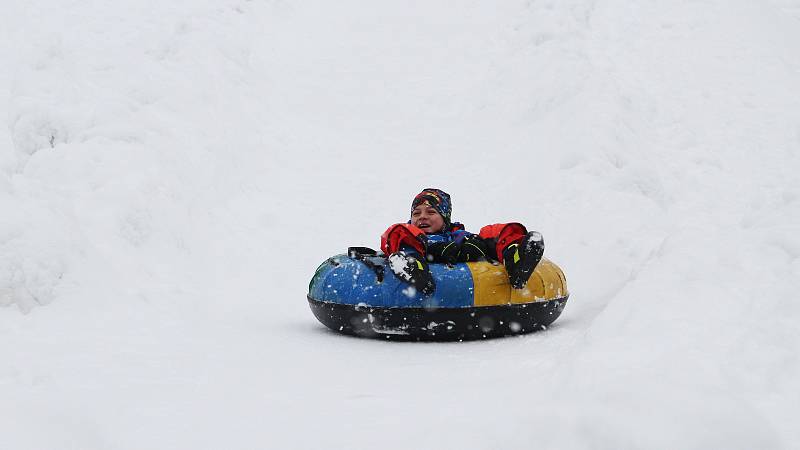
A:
2,0,800,448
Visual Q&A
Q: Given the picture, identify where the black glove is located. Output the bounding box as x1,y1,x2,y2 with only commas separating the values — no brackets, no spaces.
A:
388,252,435,296
427,236,489,263
426,242,460,264
456,235,489,261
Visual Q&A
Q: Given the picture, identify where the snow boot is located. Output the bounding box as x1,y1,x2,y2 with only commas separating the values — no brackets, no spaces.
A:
503,231,545,289
388,251,435,296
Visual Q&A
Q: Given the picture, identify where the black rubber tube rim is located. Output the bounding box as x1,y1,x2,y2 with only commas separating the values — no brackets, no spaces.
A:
307,295,569,341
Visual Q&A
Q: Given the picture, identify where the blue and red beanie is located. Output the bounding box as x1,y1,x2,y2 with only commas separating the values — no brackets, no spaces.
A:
411,188,452,228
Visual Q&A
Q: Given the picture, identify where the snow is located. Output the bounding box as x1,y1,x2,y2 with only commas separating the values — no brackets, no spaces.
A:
2,0,800,448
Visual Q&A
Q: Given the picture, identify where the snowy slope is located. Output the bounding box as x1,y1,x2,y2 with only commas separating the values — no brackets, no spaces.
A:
2,0,800,448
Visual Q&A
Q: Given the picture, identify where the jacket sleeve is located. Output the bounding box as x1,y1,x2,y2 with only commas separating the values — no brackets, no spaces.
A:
381,223,427,255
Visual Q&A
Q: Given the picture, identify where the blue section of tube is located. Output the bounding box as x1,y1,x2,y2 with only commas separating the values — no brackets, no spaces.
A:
309,255,474,308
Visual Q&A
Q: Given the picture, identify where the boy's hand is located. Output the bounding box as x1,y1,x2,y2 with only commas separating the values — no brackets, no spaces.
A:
388,252,436,296
427,242,460,264
427,236,488,263
457,235,488,261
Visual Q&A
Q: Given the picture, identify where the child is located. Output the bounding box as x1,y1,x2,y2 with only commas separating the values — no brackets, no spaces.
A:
380,188,544,296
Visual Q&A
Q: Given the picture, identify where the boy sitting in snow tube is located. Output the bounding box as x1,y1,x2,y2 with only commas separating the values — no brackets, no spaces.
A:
381,188,544,296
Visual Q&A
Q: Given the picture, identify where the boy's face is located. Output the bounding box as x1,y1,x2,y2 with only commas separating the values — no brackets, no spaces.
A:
411,202,445,234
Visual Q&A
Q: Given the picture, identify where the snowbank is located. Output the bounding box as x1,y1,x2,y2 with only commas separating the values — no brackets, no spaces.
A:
2,0,799,448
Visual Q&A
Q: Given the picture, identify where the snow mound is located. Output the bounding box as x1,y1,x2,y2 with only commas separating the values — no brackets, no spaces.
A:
1,0,800,448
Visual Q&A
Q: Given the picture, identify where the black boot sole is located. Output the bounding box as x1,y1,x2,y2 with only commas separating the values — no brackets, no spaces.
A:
509,232,545,289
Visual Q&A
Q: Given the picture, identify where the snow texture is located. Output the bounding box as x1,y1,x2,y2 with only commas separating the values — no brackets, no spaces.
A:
2,0,800,448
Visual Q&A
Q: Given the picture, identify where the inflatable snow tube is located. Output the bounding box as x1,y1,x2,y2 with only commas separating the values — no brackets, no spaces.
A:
307,248,569,341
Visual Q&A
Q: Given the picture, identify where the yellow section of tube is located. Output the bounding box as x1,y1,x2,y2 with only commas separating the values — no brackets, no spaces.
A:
467,258,568,307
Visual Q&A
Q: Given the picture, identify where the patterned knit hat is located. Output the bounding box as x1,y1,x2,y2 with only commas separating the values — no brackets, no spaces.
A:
411,188,452,227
